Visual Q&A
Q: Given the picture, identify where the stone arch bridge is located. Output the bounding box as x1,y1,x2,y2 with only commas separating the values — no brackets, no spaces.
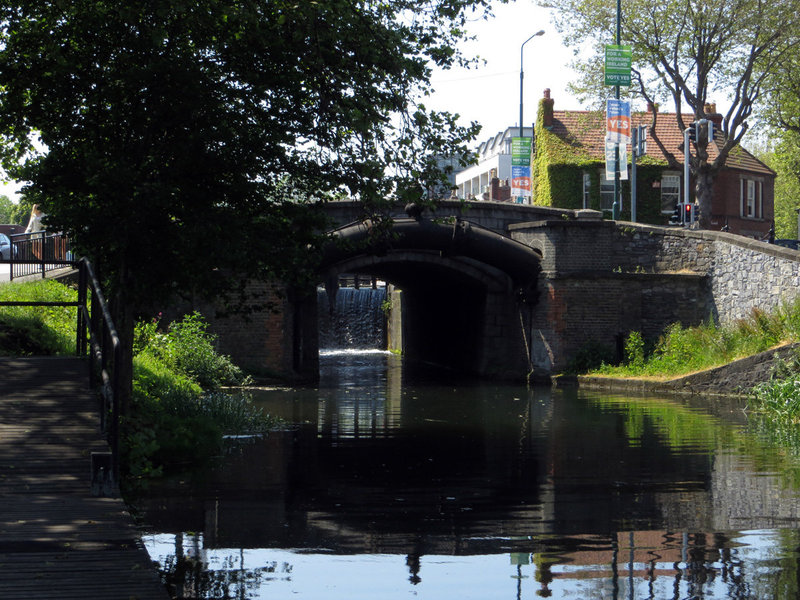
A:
208,201,800,382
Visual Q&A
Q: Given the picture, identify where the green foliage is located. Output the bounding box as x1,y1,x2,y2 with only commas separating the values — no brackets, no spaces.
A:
539,0,797,225
590,300,800,378
0,0,492,314
624,331,646,369
0,279,77,355
532,101,670,224
140,312,252,390
759,140,800,239
125,312,275,482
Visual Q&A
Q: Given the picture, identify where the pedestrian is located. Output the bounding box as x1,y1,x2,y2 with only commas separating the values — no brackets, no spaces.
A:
24,204,46,259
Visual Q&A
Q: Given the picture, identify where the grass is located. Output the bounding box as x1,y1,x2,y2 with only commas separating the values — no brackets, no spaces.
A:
0,279,79,355
0,279,280,481
582,297,800,379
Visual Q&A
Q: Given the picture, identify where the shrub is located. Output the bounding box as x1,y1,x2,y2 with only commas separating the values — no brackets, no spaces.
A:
624,331,646,370
125,317,274,481
140,312,251,389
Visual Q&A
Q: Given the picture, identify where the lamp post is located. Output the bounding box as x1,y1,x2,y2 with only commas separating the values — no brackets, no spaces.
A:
519,30,545,139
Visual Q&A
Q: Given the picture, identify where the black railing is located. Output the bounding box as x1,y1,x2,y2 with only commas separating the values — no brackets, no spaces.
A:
0,257,122,486
7,231,73,280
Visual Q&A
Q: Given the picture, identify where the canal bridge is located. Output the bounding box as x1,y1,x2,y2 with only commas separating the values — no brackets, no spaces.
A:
207,200,800,382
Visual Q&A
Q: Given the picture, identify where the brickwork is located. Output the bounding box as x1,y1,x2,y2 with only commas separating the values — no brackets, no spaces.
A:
210,204,800,381
204,280,319,379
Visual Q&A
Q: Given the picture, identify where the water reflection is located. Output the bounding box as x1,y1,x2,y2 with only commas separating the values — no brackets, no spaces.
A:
138,352,800,599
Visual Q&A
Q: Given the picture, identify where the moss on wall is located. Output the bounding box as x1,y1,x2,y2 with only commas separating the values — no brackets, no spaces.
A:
533,98,672,225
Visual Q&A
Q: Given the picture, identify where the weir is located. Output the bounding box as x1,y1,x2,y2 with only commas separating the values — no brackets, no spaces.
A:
318,285,387,351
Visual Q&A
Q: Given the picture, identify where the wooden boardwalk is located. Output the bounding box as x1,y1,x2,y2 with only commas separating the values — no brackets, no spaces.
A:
0,357,170,599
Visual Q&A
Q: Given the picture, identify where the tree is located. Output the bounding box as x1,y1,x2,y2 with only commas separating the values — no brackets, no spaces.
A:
0,1,492,410
759,40,800,239
0,194,13,223
539,0,800,228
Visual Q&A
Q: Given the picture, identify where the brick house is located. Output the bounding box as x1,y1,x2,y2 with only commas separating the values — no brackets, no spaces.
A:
533,89,775,239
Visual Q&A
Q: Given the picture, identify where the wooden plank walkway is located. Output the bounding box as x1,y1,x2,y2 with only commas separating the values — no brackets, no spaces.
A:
0,357,170,599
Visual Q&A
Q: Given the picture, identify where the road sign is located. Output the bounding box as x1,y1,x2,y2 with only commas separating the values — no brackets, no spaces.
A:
605,45,632,86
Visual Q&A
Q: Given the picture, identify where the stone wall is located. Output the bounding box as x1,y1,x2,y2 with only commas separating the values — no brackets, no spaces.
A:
511,217,800,374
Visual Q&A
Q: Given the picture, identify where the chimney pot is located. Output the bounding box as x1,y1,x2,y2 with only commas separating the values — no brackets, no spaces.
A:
542,89,554,128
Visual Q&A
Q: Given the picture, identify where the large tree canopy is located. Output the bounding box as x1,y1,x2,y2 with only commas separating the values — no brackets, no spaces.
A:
539,0,800,227
0,0,496,399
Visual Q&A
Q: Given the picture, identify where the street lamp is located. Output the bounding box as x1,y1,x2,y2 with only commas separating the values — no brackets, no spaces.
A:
519,30,545,139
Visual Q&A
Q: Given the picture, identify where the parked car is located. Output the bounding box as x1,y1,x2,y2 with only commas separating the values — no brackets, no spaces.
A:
0,233,16,260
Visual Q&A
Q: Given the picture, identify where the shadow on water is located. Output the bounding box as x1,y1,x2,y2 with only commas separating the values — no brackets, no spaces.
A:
137,352,800,599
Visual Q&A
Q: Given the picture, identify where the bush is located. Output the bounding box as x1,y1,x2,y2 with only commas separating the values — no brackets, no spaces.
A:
139,312,251,389
125,315,274,481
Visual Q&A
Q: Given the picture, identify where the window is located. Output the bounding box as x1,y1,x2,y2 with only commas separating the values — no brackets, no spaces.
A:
583,173,591,209
661,174,681,214
741,178,763,219
600,178,615,211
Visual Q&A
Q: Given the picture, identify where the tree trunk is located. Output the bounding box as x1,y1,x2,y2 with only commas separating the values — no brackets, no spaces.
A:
695,166,715,229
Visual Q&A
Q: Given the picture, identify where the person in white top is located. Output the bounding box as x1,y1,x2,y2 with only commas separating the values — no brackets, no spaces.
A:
25,204,45,233
24,204,46,259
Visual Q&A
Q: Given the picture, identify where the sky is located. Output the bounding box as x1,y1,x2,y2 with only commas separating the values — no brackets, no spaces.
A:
425,1,585,143
0,1,583,204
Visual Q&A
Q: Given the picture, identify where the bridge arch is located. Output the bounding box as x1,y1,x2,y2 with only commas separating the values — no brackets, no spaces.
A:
316,217,541,377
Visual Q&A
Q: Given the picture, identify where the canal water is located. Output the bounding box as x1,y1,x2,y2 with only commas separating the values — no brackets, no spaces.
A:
136,351,800,599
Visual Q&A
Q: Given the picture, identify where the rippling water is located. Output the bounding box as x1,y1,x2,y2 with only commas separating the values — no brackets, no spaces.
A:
138,352,800,599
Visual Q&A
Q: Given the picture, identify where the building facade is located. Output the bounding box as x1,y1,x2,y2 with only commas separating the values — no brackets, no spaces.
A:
454,90,775,239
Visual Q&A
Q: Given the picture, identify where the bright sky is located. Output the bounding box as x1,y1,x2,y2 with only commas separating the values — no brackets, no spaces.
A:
0,1,583,204
426,1,585,143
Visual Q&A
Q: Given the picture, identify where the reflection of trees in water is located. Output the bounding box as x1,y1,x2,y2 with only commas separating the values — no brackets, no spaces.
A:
158,533,285,600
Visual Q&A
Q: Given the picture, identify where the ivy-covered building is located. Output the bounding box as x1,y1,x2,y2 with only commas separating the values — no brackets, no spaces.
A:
533,89,775,239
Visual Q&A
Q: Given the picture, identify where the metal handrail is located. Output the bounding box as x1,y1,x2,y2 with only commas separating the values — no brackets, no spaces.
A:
78,258,122,483
8,231,73,280
0,257,122,484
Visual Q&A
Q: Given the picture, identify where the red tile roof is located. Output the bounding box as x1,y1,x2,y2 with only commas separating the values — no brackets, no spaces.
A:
549,109,774,176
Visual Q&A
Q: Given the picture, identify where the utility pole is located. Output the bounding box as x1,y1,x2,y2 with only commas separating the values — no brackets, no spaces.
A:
612,0,621,220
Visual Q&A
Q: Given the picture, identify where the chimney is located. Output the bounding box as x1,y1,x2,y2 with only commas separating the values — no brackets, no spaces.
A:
542,88,554,128
647,101,658,113
705,102,723,127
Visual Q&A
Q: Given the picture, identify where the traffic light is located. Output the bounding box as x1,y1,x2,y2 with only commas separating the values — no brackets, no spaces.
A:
684,202,696,224
670,203,681,225
688,122,698,145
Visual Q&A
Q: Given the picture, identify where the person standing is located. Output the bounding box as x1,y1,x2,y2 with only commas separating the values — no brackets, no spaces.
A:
24,204,46,259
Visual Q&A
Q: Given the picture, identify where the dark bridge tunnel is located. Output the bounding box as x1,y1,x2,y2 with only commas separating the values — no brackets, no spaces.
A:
316,218,542,377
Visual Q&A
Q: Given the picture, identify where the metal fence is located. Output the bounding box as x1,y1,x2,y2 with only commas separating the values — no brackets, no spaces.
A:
6,231,74,280
0,257,122,487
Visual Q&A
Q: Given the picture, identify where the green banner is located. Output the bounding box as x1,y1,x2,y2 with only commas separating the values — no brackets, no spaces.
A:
605,45,632,86
511,137,531,167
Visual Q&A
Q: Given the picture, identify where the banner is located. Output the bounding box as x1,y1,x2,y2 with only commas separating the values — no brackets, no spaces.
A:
511,165,532,198
605,139,628,181
606,99,631,144
605,45,632,86
511,137,532,198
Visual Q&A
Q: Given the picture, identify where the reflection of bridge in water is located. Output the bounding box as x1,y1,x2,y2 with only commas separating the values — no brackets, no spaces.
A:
137,374,800,598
